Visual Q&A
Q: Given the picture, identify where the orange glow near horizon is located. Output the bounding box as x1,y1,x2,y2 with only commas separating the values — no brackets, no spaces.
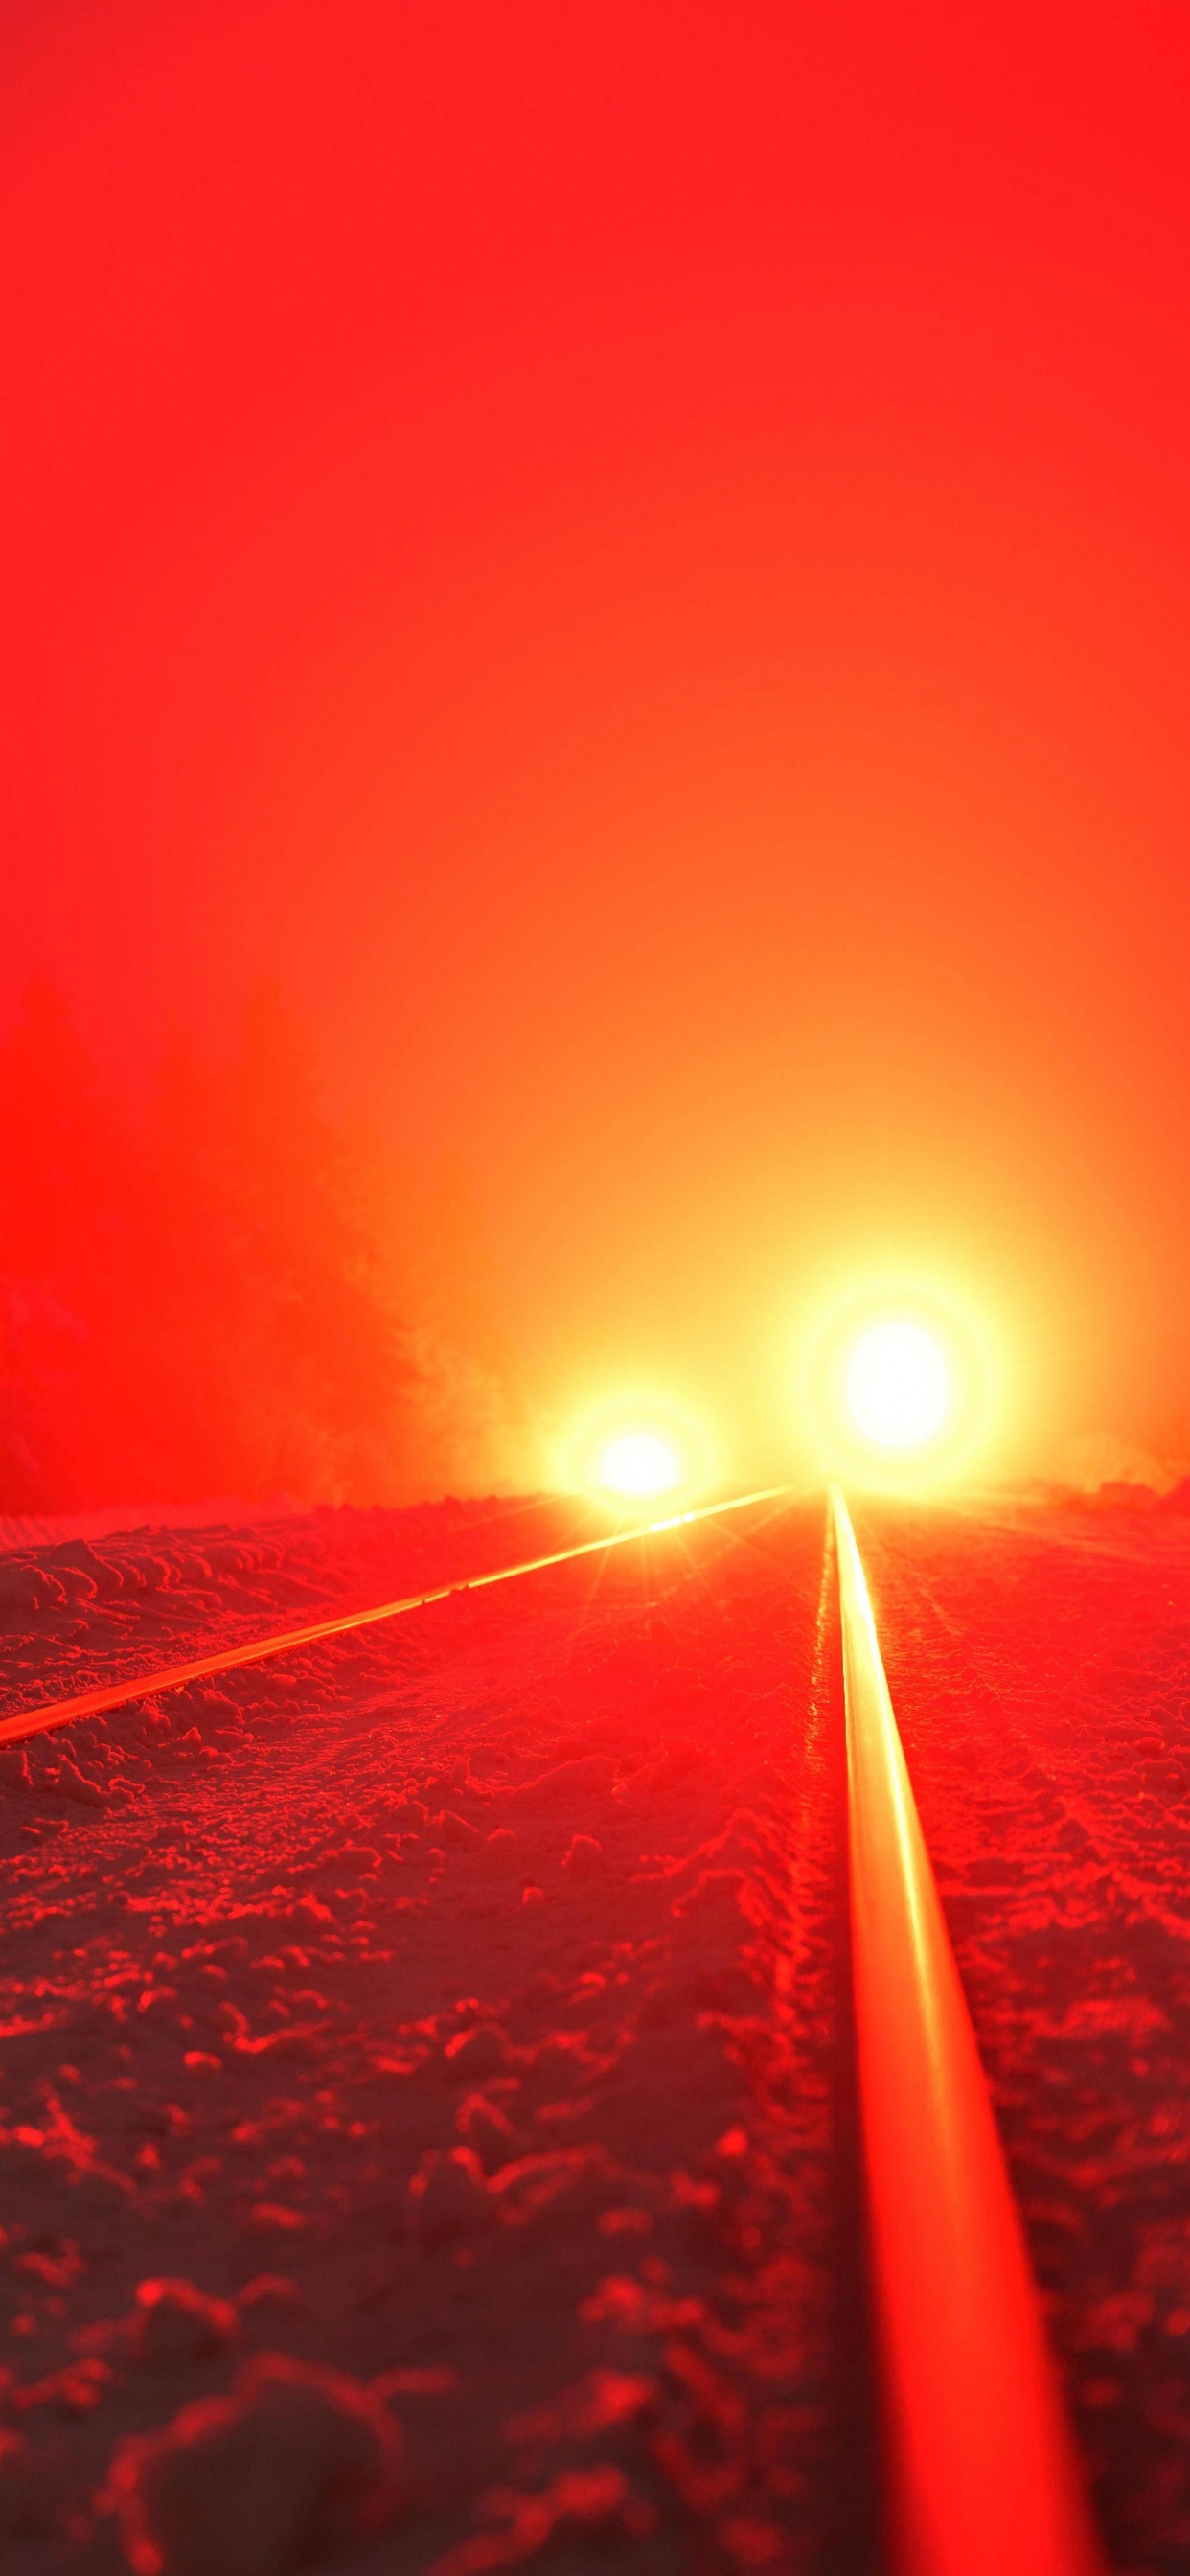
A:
2,7,1188,1510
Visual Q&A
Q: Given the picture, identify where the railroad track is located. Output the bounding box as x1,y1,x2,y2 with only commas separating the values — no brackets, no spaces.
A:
833,1486,1103,2576
0,1484,790,1750
0,1484,1107,2571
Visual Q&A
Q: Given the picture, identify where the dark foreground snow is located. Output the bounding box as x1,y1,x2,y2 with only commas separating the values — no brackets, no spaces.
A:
10,1485,1190,2574
0,1496,870,2576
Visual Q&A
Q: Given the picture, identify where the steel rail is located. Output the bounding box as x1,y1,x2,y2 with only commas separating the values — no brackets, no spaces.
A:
0,1483,792,1749
833,1486,1104,2576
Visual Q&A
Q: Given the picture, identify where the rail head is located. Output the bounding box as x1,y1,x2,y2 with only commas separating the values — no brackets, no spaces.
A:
0,1484,793,1747
833,1485,1105,2576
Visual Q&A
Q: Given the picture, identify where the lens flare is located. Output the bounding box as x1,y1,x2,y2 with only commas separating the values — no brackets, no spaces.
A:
846,1320,950,1452
598,1431,681,1496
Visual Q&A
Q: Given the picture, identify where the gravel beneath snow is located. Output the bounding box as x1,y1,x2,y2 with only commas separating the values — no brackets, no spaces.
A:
0,1494,875,2576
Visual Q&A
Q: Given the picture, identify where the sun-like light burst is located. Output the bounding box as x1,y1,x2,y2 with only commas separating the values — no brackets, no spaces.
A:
559,1394,713,1506
598,1429,681,1497
799,1279,998,1488
846,1319,950,1452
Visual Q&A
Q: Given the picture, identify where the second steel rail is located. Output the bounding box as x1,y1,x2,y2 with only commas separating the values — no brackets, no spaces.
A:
0,1484,791,1748
0,1481,1110,2566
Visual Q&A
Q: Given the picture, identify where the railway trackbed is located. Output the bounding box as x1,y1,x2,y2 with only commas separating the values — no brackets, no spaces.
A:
0,1488,1126,2570
0,1486,790,1752
833,1487,1103,2576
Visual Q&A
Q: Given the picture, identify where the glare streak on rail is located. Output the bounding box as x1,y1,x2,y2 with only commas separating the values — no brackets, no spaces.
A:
833,1486,1105,2576
0,1484,791,1748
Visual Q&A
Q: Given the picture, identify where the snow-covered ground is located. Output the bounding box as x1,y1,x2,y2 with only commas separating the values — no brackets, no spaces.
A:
12,1486,1190,2573
859,1493,1190,2576
0,1495,869,2575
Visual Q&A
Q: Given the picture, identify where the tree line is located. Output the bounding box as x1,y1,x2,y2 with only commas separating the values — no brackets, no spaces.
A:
0,981,515,1511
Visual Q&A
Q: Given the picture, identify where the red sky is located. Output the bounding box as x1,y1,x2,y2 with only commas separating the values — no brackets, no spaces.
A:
3,0,1189,1490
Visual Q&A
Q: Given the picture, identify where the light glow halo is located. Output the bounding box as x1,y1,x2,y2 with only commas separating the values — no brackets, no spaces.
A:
598,1430,680,1496
846,1319,950,1451
800,1280,995,1488
560,1392,714,1507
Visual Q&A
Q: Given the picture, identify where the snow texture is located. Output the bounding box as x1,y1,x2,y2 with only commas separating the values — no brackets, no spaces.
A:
860,1491,1190,2576
0,1492,871,2574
